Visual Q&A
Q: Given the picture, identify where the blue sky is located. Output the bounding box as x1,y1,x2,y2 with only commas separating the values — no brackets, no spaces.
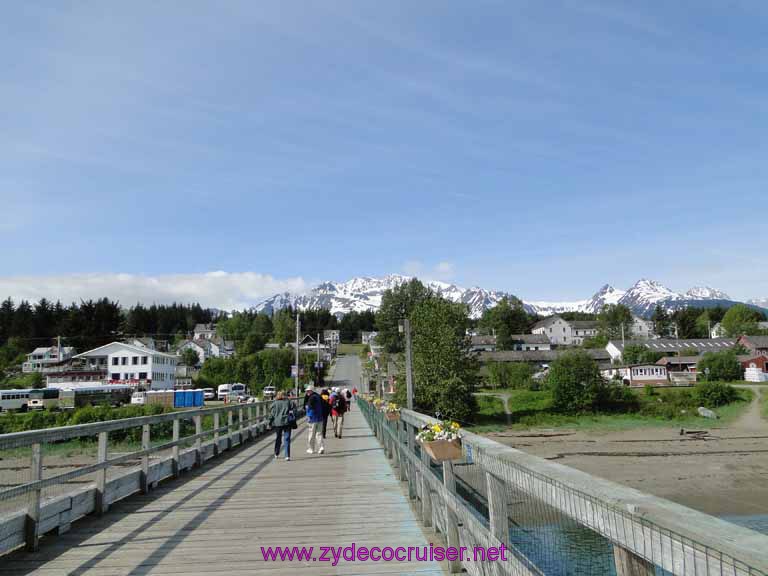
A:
2,1,767,307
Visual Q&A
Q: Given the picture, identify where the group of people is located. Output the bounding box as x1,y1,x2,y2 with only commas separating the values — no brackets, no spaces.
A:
269,383,356,461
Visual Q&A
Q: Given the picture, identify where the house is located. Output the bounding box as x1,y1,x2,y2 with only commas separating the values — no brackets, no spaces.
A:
623,364,669,387
532,316,599,346
605,338,737,363
127,337,157,350
710,323,726,338
470,335,497,352
507,334,551,351
323,330,341,347
65,342,177,390
22,346,76,373
175,364,199,389
193,323,217,341
631,316,656,340
656,353,768,375
361,331,378,345
738,335,768,357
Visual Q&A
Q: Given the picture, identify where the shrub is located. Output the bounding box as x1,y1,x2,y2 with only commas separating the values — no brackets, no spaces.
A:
697,350,742,382
435,376,476,424
546,350,606,413
644,384,656,397
693,382,739,408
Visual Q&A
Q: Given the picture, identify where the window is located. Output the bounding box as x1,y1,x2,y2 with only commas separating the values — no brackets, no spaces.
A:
132,356,138,365
142,356,148,365
139,372,147,380
121,357,127,366
112,357,119,366
111,373,120,380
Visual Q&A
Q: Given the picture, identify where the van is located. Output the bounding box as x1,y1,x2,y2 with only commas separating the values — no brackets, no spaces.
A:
202,388,215,401
217,384,232,401
262,385,276,399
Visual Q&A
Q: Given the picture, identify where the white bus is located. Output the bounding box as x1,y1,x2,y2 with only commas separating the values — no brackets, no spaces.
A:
0,390,31,412
29,388,61,410
217,383,246,402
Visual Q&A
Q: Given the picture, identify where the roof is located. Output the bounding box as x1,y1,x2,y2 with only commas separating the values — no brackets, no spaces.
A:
470,335,496,346
532,317,598,331
608,338,737,352
193,323,215,332
740,335,768,348
478,349,611,363
29,346,75,355
657,354,768,365
508,334,550,344
74,342,177,359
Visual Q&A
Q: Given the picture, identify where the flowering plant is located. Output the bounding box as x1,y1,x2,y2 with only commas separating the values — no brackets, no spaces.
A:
385,402,400,414
373,398,384,408
416,420,462,443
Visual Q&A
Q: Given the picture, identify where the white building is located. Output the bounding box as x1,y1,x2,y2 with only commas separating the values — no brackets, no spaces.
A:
193,323,217,341
631,316,656,339
23,346,76,373
72,342,177,390
323,329,341,347
361,331,378,345
532,316,599,346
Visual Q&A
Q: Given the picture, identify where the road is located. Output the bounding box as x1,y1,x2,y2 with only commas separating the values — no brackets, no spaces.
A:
329,354,362,392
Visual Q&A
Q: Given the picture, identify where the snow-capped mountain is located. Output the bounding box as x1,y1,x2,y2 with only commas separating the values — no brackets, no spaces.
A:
685,286,731,300
748,298,768,309
253,275,749,319
253,275,513,319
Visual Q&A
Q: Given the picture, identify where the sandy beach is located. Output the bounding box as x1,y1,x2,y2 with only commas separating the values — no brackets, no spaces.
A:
486,386,768,516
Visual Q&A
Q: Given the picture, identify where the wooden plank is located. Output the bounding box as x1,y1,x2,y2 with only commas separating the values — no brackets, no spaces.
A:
0,398,442,576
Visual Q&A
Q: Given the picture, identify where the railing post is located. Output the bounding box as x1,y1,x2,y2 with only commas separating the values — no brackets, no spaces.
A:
194,414,202,467
171,419,180,477
140,424,150,494
213,412,220,456
406,425,418,502
227,410,234,450
96,431,109,514
247,406,254,440
443,461,462,574
613,546,655,576
398,422,407,482
25,442,43,552
420,448,433,528
485,471,509,548
238,407,244,442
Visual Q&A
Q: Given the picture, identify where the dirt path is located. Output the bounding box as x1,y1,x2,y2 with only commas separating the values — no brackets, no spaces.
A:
733,385,767,432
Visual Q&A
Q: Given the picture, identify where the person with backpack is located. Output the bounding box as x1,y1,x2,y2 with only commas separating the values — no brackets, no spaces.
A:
320,388,331,438
331,387,347,438
344,388,353,412
269,391,297,461
304,384,325,454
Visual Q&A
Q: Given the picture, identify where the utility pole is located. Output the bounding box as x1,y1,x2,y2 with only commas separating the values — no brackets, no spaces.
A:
404,318,414,411
317,332,321,386
621,323,625,349
294,313,300,398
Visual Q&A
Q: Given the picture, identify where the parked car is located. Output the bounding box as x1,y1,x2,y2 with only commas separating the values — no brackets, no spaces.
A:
201,388,215,401
262,385,276,399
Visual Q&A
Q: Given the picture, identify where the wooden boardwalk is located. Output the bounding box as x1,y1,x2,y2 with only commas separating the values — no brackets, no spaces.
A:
0,407,444,575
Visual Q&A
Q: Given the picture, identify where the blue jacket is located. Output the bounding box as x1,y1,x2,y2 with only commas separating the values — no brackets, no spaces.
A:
304,391,324,423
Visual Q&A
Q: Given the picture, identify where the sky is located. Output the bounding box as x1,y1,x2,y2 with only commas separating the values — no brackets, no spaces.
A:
2,1,767,308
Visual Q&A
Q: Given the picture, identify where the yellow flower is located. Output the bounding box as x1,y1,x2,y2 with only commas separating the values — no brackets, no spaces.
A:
450,422,460,430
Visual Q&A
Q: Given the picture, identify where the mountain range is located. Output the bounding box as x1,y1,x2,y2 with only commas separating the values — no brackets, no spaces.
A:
253,275,755,319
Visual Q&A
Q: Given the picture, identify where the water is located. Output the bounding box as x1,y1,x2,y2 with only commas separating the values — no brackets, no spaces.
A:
722,514,768,535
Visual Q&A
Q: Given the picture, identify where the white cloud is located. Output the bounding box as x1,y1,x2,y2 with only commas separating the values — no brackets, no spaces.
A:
401,260,456,282
0,272,309,311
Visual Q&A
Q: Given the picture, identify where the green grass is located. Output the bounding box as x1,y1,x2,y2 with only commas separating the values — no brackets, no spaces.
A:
470,387,754,433
337,343,365,355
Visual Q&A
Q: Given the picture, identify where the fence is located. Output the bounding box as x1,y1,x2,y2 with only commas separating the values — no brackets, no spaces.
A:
0,400,285,556
359,398,768,576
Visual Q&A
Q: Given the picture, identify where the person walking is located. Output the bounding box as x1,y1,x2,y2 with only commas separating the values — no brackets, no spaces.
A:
331,387,347,439
304,384,325,454
269,391,296,461
320,388,331,438
344,388,353,412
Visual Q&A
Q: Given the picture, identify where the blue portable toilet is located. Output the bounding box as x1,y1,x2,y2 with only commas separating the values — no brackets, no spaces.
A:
174,390,185,408
193,389,203,407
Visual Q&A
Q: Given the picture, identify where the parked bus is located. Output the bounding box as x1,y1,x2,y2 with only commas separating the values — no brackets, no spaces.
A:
28,388,61,410
217,383,247,402
0,389,31,412
59,386,133,410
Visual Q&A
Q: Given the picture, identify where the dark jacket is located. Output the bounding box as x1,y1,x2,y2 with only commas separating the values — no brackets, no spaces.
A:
304,391,324,423
270,398,296,428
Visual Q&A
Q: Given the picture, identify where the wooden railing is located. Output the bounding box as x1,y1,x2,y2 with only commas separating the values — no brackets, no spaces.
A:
0,401,292,556
359,398,768,576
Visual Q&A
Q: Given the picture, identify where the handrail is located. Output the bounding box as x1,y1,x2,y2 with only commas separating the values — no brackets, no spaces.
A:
360,398,768,576
0,399,293,555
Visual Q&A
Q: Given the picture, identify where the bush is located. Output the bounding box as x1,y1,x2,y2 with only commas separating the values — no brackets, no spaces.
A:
694,382,739,408
546,350,606,413
697,350,742,382
434,376,476,424
485,362,533,390
644,384,656,397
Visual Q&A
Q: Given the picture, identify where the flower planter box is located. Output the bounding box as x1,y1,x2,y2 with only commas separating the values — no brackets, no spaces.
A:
385,412,400,421
420,438,462,462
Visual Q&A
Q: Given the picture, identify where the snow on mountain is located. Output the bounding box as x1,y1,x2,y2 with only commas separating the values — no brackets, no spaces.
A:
583,284,626,314
685,286,731,300
253,275,738,319
253,275,513,319
748,298,768,309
